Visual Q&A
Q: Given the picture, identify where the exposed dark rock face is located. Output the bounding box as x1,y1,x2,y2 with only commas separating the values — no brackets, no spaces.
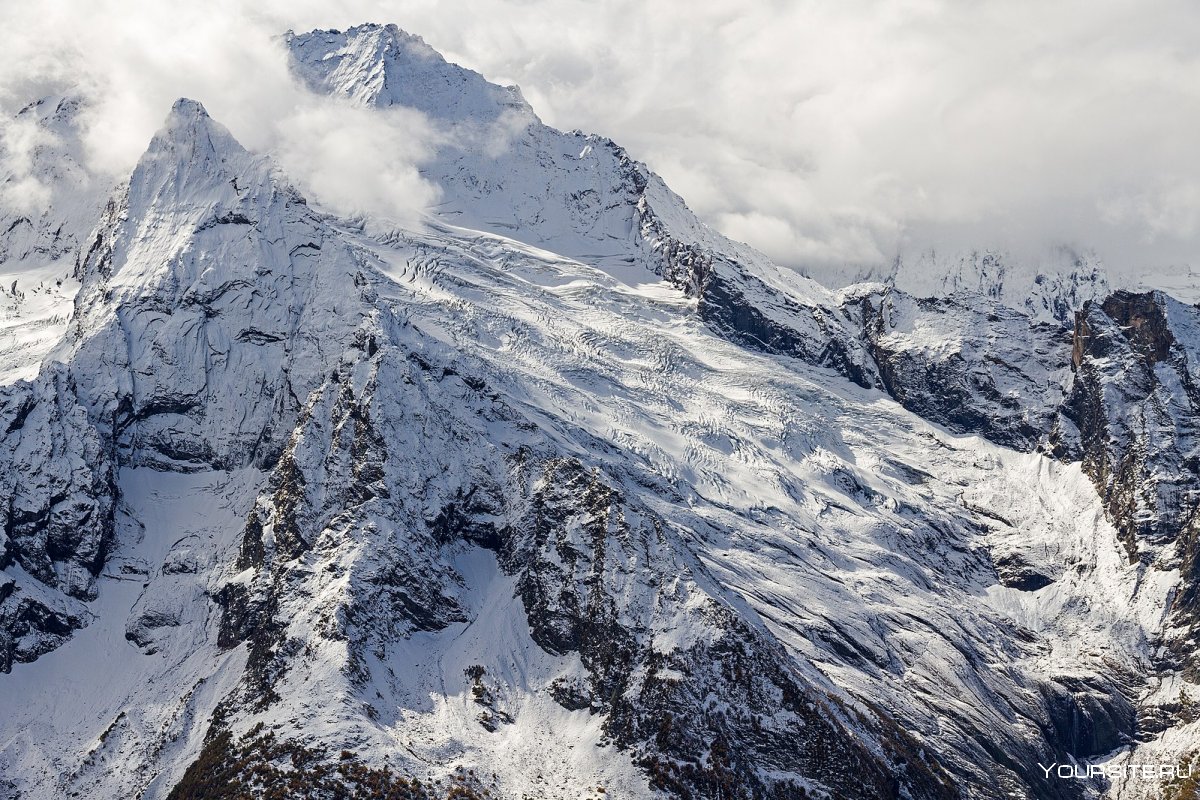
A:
697,267,880,390
167,726,493,800
0,366,114,596
843,286,1072,451
632,180,881,391
1056,291,1195,561
1038,676,1137,759
1055,292,1199,555
1053,291,1200,673
0,365,114,672
0,586,89,673
992,552,1056,591
195,317,957,798
211,345,476,718
499,458,956,799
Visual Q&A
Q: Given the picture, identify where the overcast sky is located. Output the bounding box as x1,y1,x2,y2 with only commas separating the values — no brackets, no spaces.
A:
2,0,1198,275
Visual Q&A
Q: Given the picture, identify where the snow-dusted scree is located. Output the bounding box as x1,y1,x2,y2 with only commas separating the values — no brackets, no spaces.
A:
0,22,1198,800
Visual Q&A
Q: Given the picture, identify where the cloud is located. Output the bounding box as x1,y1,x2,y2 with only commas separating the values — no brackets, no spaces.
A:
0,114,56,213
1,0,1198,276
274,101,441,223
1099,179,1200,243
0,0,440,225
353,0,1200,275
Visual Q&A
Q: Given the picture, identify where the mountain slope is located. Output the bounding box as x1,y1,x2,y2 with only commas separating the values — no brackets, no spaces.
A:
840,284,1073,450
287,23,881,389
1,98,958,800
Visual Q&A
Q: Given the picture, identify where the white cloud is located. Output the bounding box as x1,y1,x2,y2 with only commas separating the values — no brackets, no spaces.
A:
274,101,441,223
0,0,441,225
1099,179,1200,243
1,0,1198,275
367,0,1200,274
0,114,56,213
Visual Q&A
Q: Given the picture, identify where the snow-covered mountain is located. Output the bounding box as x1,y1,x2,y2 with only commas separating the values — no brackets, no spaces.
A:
0,95,110,384
1,22,1198,800
804,246,1113,328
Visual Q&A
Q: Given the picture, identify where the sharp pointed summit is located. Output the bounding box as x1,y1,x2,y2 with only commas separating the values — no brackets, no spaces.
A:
287,23,532,122
123,97,262,219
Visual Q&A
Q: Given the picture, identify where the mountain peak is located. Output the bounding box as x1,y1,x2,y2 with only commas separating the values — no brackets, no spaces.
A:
126,97,261,214
168,96,209,120
286,24,532,123
149,96,237,153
